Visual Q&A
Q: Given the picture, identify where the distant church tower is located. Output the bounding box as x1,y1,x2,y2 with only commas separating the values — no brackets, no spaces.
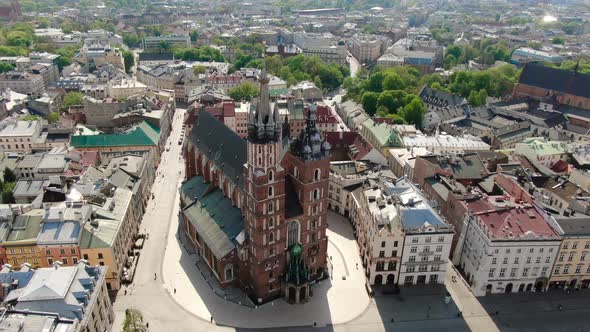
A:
244,67,287,303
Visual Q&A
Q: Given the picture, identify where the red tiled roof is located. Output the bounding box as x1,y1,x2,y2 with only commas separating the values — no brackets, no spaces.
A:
550,159,569,173
323,131,357,147
313,105,339,124
349,133,374,160
475,207,559,240
222,102,235,117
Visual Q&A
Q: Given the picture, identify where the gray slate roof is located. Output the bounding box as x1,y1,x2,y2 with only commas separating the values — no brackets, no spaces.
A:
189,111,247,188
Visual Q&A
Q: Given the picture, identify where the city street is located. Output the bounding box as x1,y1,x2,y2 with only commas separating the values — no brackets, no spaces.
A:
347,53,361,78
109,106,473,332
109,107,590,332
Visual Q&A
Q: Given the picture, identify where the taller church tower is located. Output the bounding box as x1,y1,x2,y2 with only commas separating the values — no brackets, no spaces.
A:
244,67,287,303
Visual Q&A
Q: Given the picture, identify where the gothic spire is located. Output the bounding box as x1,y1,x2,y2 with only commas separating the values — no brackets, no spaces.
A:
247,61,281,143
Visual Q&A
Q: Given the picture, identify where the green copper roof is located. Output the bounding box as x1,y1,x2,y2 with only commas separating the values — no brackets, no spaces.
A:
180,176,211,205
269,88,289,97
285,243,309,285
362,118,398,147
71,121,160,148
182,176,244,258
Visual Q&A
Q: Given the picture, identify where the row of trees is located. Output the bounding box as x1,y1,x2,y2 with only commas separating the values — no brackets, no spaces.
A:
264,54,349,91
172,46,224,62
344,66,427,127
444,38,513,68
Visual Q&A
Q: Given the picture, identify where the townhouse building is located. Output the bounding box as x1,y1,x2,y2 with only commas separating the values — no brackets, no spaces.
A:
455,204,561,296
0,120,43,153
357,177,453,287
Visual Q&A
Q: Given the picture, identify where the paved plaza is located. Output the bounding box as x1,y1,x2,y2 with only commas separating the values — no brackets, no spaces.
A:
111,106,590,332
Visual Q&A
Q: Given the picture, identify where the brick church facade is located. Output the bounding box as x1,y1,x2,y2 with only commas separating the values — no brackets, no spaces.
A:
181,68,331,304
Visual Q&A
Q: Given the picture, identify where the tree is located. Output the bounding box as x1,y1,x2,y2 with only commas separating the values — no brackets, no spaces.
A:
318,65,343,91
6,31,33,47
159,41,170,51
228,82,259,101
402,97,426,127
468,89,488,107
123,308,145,332
62,92,84,111
123,32,140,48
382,73,404,91
2,189,14,204
3,167,15,183
366,71,386,92
190,30,199,42
0,62,14,73
361,92,379,116
377,90,407,114
123,50,134,74
22,114,40,121
37,17,50,28
54,45,80,70
552,36,565,45
47,112,60,123
193,65,207,75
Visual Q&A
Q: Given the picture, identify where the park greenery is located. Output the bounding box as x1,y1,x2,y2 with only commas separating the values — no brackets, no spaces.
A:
172,46,224,62
444,38,513,68
0,62,14,73
62,92,85,111
264,54,349,91
228,82,260,101
344,63,520,125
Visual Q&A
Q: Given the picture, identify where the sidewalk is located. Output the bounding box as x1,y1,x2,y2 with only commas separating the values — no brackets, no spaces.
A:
161,210,370,328
445,265,500,332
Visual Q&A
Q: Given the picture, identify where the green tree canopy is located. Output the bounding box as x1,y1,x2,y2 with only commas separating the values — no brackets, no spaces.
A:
228,82,259,101
382,73,404,91
123,50,134,74
0,62,14,73
361,92,379,116
123,308,145,332
193,65,207,75
3,167,16,183
401,97,426,128
552,36,565,45
47,112,60,123
63,92,84,111
123,32,141,48
6,31,33,47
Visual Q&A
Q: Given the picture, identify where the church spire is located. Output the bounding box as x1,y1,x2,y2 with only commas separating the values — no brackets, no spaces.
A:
247,61,281,143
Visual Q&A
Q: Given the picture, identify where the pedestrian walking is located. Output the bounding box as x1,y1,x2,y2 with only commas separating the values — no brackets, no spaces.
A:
210,316,213,323
174,288,176,294
154,273,157,280
146,322,149,329
356,263,358,269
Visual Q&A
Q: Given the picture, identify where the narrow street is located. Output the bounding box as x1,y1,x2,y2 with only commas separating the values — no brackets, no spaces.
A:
347,53,361,78
111,108,232,332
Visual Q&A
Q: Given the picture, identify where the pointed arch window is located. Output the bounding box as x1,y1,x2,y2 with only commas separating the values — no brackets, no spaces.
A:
268,170,274,182
268,186,274,198
314,169,320,181
287,221,301,247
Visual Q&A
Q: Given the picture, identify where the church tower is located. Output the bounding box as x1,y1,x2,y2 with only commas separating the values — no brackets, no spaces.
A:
281,104,332,304
244,67,287,303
